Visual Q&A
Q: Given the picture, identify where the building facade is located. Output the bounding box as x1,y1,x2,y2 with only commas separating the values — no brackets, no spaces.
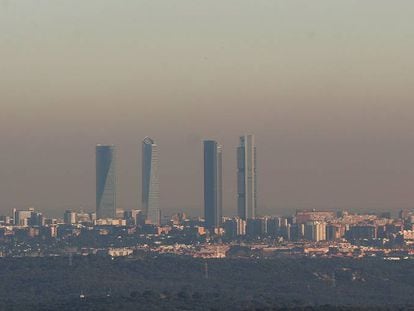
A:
203,140,223,229
237,134,257,220
14,208,34,226
304,221,327,241
142,137,160,225
96,145,116,219
64,210,77,225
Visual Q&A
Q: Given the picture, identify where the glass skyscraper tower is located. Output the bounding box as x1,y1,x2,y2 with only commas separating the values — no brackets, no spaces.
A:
237,134,256,220
142,137,160,225
203,140,223,229
96,145,116,219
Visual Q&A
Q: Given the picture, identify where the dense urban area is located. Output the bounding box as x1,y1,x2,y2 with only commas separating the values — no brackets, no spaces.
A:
1,207,414,260
1,208,414,310
2,137,414,309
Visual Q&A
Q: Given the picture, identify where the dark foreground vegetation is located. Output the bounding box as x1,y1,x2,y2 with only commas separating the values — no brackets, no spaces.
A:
0,255,413,310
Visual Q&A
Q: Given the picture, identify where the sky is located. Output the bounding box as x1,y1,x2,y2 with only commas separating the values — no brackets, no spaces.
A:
1,0,414,217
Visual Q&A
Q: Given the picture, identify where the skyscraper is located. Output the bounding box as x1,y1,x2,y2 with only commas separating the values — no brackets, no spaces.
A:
237,134,256,220
96,145,116,219
203,140,223,229
142,137,160,225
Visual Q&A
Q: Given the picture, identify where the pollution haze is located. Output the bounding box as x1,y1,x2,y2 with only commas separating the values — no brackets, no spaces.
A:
1,0,414,218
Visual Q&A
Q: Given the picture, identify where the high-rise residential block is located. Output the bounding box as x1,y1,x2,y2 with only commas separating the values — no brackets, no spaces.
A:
304,221,327,241
64,210,77,225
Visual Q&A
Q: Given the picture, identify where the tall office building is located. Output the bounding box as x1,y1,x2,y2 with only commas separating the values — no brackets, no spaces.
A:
96,145,116,219
203,140,223,229
142,137,160,225
237,134,257,220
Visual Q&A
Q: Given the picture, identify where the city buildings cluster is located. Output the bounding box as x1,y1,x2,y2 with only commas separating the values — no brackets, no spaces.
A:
1,205,414,259
1,133,414,259
95,134,257,230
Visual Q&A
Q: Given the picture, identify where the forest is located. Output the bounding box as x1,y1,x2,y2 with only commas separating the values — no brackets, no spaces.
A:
0,255,413,310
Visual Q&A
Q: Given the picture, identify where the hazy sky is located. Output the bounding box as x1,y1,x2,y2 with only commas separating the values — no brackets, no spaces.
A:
1,0,414,217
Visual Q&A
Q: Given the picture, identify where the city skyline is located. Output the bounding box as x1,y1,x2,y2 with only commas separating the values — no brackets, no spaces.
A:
3,131,414,218
2,1,414,217
2,2,414,309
